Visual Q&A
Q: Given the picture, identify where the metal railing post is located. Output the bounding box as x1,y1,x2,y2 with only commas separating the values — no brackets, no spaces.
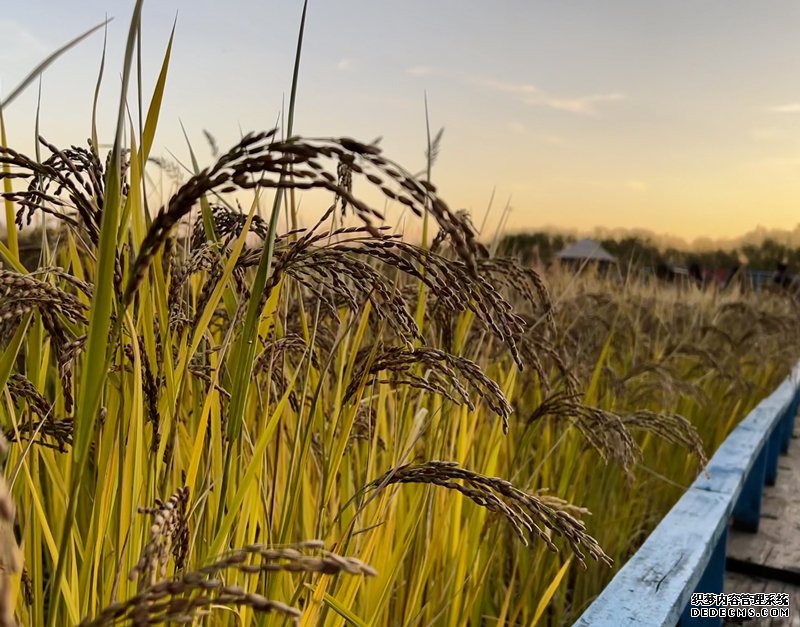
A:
765,424,781,486
731,446,766,532
679,528,728,627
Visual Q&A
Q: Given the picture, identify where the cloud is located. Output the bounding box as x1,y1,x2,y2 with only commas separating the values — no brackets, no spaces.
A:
336,58,354,71
405,65,437,77
406,71,624,115
538,93,625,115
479,78,540,96
768,103,800,113
508,121,528,134
476,77,624,115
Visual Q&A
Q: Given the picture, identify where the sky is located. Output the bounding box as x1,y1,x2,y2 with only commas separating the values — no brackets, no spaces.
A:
4,1,800,242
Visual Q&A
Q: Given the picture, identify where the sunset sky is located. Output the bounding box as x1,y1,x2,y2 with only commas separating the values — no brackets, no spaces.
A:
4,1,800,241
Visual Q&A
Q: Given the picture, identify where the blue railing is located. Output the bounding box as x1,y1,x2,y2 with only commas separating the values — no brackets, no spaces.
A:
574,362,800,627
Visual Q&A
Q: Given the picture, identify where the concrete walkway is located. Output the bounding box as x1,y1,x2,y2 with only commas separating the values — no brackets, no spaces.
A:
724,428,800,626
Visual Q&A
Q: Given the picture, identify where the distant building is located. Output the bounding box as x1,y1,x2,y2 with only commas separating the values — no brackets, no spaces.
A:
555,238,617,273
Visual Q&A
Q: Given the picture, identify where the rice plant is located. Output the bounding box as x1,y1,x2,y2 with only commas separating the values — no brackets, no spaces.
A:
1,3,799,626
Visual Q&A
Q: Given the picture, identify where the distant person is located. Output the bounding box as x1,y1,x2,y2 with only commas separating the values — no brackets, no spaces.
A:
689,262,703,288
774,262,792,289
723,264,740,291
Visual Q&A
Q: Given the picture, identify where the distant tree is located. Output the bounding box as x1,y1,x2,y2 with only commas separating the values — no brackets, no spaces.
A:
499,232,576,265
601,236,661,269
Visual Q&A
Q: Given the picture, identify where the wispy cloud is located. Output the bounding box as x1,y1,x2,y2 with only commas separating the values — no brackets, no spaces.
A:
404,70,623,115
477,77,624,115
405,65,437,77
767,103,800,113
480,79,539,96
540,93,625,115
336,57,354,71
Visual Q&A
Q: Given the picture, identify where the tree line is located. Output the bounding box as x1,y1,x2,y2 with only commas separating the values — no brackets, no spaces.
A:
500,232,800,273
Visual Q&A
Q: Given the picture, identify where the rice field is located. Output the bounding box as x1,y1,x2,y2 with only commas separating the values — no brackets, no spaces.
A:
1,3,799,626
